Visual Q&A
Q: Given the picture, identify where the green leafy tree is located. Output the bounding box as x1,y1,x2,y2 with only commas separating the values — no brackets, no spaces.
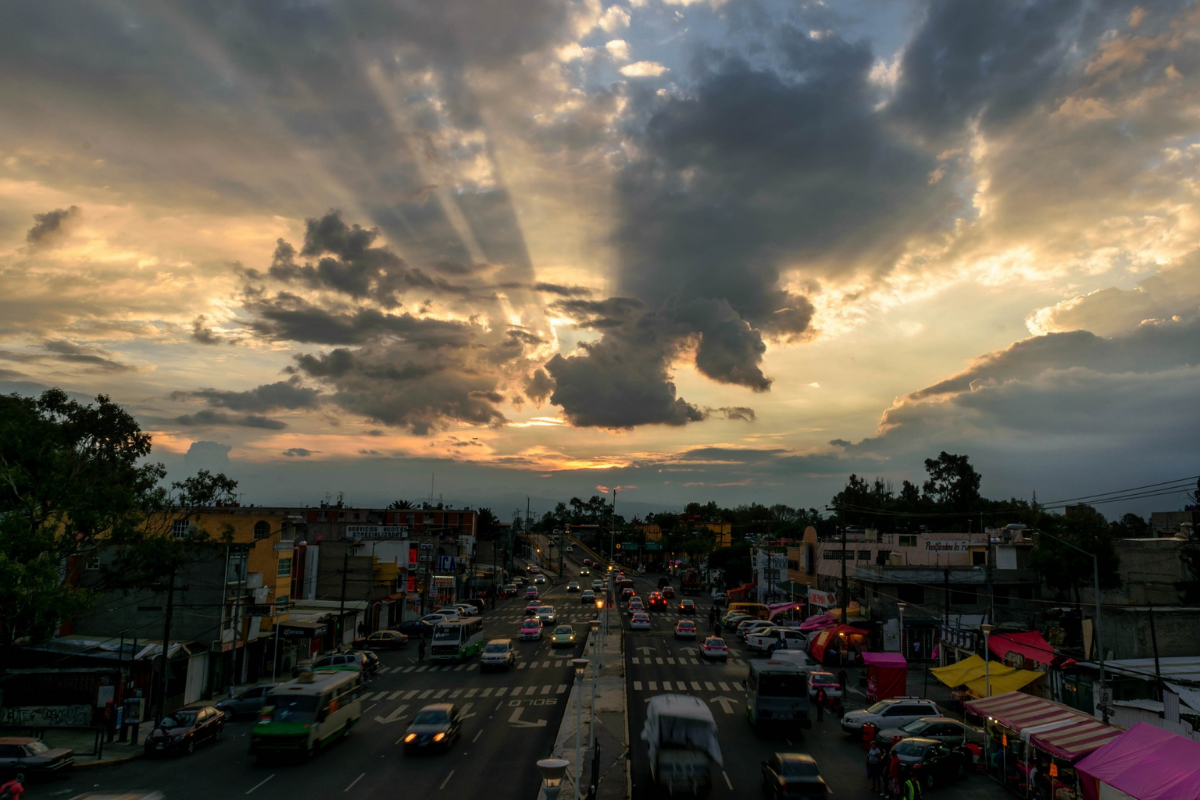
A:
922,451,982,513
476,507,500,540
388,499,413,510
1030,504,1122,604
0,389,237,659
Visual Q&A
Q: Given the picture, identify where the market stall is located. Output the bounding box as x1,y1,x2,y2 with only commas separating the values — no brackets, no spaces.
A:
931,653,1044,700
862,652,907,702
807,624,868,666
1075,722,1200,800
963,691,1121,800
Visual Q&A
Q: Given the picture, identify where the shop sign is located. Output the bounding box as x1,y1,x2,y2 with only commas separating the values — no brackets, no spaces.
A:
246,604,273,617
922,539,971,553
279,623,328,639
408,545,419,567
808,587,836,607
432,575,455,588
437,555,456,572
347,525,409,540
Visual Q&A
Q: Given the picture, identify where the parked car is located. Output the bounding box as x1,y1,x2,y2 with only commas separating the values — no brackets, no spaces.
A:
551,625,577,648
876,718,985,750
536,606,558,625
0,737,74,780
841,698,942,736
700,636,728,661
661,585,675,599
891,738,971,790
519,619,544,641
678,599,696,614
143,707,225,756
351,629,408,650
807,671,842,701
480,639,516,671
760,752,829,799
403,704,461,755
398,619,435,639
674,620,698,639
567,581,580,592
630,612,652,630
215,685,273,720
581,590,596,604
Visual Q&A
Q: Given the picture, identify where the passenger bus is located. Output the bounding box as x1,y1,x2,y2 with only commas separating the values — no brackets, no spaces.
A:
727,602,769,620
745,658,811,734
249,669,363,759
430,617,486,662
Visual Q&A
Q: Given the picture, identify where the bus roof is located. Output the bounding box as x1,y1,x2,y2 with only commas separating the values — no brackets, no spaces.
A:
748,659,808,676
273,670,359,694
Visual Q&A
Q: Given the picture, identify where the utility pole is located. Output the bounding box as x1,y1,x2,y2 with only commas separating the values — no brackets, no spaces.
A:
839,525,848,622
610,489,617,567
157,568,176,724
337,541,350,650
1143,565,1162,700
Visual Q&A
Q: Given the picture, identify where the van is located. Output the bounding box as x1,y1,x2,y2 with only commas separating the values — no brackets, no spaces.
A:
250,670,363,759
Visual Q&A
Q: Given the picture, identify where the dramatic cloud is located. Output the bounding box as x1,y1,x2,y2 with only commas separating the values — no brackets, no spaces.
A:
175,410,288,430
182,380,322,413
184,441,232,470
26,206,80,247
43,340,134,372
191,315,221,345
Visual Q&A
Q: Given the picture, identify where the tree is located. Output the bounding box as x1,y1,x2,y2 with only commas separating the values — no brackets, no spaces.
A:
0,389,237,657
388,499,413,509
1030,504,1122,603
476,507,499,540
1109,512,1149,539
922,452,982,513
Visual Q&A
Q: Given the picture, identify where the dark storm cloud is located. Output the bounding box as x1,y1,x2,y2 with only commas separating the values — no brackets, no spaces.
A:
43,340,134,372
247,293,479,347
712,406,756,422
26,206,80,247
282,447,316,458
191,315,220,345
524,368,555,403
175,410,288,430
179,379,322,413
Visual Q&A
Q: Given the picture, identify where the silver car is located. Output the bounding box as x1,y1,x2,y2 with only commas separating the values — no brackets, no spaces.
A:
876,717,984,749
480,639,515,672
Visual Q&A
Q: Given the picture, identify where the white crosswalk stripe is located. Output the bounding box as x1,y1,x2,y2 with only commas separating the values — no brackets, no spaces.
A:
480,688,493,697
633,681,643,691
465,688,479,697
434,689,448,699
556,684,568,694
403,690,420,700
495,687,508,697
719,682,731,691
388,691,405,700
704,682,715,691
419,689,433,699
402,666,415,673
648,681,658,690
450,689,463,698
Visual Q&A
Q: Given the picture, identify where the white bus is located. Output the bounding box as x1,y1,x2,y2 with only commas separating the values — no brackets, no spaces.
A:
430,617,486,662
249,669,363,759
746,659,812,735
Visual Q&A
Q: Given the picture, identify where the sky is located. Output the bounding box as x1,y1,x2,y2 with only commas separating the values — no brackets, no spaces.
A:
2,0,1199,521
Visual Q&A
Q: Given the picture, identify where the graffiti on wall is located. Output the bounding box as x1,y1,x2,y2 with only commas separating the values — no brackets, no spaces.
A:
1,705,92,727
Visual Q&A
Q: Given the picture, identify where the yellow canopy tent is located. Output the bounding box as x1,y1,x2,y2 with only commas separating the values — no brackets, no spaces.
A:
930,654,990,688
964,668,1043,697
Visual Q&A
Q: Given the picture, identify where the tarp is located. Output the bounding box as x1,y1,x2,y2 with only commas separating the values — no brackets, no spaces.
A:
1030,715,1122,762
989,630,1057,667
963,668,1043,698
800,614,837,631
963,691,1119,761
1076,722,1200,800
931,655,989,688
767,601,806,619
863,652,908,701
862,652,907,668
807,625,868,664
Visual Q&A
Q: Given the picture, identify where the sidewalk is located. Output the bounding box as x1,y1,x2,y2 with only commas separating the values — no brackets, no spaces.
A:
538,617,628,800
27,728,144,768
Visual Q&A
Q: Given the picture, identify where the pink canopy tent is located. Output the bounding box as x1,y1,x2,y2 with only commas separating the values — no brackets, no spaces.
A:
988,630,1057,667
1076,722,1200,800
800,614,837,631
862,652,908,701
767,601,806,620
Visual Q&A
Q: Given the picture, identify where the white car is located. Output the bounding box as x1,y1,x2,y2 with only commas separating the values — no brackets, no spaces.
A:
534,575,546,585
747,627,808,654
592,580,603,591
454,604,479,617
480,639,515,671
566,546,574,553
433,607,464,619
842,698,942,736
567,581,580,592
630,613,652,630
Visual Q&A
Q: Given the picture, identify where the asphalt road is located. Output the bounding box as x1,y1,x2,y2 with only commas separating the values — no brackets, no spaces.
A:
43,565,592,800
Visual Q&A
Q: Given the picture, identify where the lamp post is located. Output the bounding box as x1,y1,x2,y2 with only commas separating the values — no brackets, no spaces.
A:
898,601,907,659
589,619,600,749
981,622,993,697
538,758,570,800
572,658,589,800
1037,529,1108,723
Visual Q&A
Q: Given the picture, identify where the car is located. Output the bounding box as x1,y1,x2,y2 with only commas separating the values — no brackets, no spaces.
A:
534,574,547,584
480,639,516,671
629,612,652,630
519,619,544,640
647,593,666,610
354,650,381,674
722,611,751,627
454,604,480,617
580,567,590,576
674,620,698,639
434,607,464,619
398,619,436,639
627,599,645,616
143,707,225,756
567,581,580,592
592,580,604,591
620,588,635,602
301,652,370,675
583,558,592,567
351,629,409,650
214,684,273,720
581,589,596,604
530,565,541,574
421,613,453,626
738,619,769,639
700,636,728,661
807,671,842,701
525,563,534,572
566,546,574,552
0,737,74,780
662,585,675,599
657,576,672,588
841,698,942,736
678,599,696,614
513,575,528,586
536,606,558,625
875,717,985,750
891,737,971,790
403,704,461,755
551,625,577,648
761,752,829,799
498,584,519,599
526,587,539,599
526,599,544,614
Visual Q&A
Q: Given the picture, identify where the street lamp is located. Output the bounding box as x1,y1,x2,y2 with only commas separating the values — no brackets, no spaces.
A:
981,623,993,697
898,601,907,658
538,758,570,800
589,619,601,749
572,658,589,800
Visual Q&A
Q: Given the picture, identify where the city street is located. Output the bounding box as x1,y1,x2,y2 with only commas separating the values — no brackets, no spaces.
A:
42,570,590,800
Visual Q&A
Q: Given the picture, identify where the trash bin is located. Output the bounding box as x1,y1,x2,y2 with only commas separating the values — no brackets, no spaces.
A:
861,722,877,750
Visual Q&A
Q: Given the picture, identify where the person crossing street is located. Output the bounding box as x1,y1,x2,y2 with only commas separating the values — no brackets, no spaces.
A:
418,638,426,662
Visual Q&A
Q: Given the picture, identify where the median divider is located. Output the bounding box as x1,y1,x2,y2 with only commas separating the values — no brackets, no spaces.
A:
536,617,628,800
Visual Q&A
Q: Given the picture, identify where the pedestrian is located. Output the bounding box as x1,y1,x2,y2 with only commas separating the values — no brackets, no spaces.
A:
0,773,24,800
418,638,426,662
838,667,849,693
1028,763,1041,800
867,743,884,794
912,640,922,660
815,687,826,721
888,753,903,800
903,769,923,800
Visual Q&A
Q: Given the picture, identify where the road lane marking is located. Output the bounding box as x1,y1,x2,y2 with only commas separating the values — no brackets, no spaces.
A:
419,689,434,699
631,657,640,665
667,657,676,665
434,689,448,698
633,681,642,691
655,657,664,665
450,689,463,698
557,684,568,693
388,691,404,700
691,682,702,690
416,666,428,672
454,664,467,671
541,685,551,694
517,662,528,669
723,771,734,791
368,691,388,701
245,775,274,795
480,688,493,697
439,770,455,790
705,682,716,690
719,682,731,691
473,729,483,743
496,687,508,697
364,704,378,714
466,688,479,697
345,773,365,792
648,681,657,690
404,690,419,700
402,666,415,673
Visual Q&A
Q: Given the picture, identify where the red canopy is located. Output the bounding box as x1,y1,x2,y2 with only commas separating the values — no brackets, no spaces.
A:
988,631,1057,667
862,652,907,668
963,691,1121,762
1076,723,1200,800
807,625,868,663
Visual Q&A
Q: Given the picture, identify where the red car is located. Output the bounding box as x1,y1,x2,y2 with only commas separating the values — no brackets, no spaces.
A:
661,586,675,599
648,593,667,610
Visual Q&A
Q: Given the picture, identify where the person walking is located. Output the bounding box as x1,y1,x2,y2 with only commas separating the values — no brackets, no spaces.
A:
417,638,426,662
867,743,884,795
815,687,826,721
903,769,923,800
888,753,903,800
0,773,25,800
838,667,849,693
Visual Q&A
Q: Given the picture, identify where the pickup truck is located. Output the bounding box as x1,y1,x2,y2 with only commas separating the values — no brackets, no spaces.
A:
746,626,808,655
642,694,723,795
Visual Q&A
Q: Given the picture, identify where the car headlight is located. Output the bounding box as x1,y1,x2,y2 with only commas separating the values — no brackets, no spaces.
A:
172,734,185,742
433,732,446,742
404,733,417,743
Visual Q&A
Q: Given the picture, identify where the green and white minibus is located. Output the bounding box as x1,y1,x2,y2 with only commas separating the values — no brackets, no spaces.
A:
430,617,486,662
248,669,363,759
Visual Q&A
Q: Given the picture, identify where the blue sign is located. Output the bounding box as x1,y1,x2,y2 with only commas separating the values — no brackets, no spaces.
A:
437,555,457,572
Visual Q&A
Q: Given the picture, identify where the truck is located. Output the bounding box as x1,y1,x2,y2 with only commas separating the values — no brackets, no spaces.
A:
681,569,702,595
746,626,809,655
641,694,723,795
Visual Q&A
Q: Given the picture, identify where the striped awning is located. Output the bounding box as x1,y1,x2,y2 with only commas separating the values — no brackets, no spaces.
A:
963,691,1122,762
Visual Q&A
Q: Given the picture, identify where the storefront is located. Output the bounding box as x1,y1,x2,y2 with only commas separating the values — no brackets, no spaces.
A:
964,691,1121,800
276,620,329,669
430,574,456,608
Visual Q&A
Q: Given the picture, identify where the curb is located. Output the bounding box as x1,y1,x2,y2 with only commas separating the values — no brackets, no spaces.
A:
73,750,144,770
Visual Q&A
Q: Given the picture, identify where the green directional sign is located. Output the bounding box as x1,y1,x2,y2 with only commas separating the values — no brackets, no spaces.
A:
644,542,663,551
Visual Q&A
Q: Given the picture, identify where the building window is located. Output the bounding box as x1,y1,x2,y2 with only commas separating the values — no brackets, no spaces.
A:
994,586,1011,606
898,535,917,548
172,519,191,539
972,550,987,566
951,587,978,605
227,550,248,584
277,557,293,577
85,556,101,571
823,549,853,560
897,584,924,604
254,521,271,540
857,550,871,561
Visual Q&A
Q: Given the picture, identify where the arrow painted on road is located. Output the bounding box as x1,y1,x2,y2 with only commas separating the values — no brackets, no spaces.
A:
637,646,655,655
374,703,409,724
509,707,548,728
709,696,737,715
